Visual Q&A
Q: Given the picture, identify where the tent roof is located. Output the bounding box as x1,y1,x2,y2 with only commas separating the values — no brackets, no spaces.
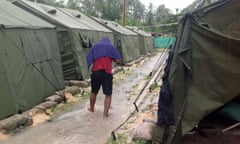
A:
134,29,152,37
193,0,240,39
93,17,138,36
0,0,54,29
59,8,112,33
128,27,152,37
13,0,92,30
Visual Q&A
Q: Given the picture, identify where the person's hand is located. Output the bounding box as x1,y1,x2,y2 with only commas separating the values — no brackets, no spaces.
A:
113,59,121,65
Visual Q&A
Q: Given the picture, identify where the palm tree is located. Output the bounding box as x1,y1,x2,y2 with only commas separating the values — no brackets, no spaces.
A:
79,0,94,14
132,0,145,24
155,4,171,24
145,3,155,26
67,0,78,9
102,0,121,21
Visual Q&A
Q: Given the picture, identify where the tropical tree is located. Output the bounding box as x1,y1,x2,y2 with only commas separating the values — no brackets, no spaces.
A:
128,0,145,25
67,0,78,9
101,0,121,21
155,4,171,23
94,0,104,14
78,0,96,15
144,3,155,31
28,0,64,7
28,0,195,33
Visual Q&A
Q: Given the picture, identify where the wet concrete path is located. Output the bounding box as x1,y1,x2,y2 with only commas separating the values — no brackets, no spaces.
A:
1,51,168,144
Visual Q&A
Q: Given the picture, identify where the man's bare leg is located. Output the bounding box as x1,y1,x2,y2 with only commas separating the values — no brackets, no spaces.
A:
89,93,97,112
104,95,112,117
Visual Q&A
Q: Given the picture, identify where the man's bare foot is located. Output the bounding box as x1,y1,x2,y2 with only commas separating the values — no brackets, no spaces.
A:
88,107,94,112
103,113,109,117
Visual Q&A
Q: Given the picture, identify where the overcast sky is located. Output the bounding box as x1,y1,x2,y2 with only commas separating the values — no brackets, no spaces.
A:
139,0,195,13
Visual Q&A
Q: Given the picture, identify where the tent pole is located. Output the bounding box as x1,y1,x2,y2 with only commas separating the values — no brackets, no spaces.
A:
222,122,240,132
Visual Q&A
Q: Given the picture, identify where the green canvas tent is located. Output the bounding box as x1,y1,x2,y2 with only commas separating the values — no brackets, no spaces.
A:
58,8,114,42
13,0,109,80
157,0,240,143
128,27,154,55
92,17,140,64
0,0,64,120
57,8,115,69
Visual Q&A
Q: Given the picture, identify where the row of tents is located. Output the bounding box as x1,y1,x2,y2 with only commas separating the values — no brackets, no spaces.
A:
0,0,154,120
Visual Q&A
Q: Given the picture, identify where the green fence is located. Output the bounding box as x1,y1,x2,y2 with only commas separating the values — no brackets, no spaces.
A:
154,37,176,49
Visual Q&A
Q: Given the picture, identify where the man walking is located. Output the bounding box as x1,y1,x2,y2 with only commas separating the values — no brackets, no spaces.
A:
86,37,121,117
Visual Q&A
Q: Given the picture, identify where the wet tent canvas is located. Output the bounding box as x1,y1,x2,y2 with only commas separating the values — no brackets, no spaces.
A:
13,0,100,80
157,0,240,143
92,17,140,64
128,27,154,55
0,0,64,120
58,8,114,43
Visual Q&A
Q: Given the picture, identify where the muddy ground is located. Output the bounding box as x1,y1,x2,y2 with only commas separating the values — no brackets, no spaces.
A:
0,50,168,144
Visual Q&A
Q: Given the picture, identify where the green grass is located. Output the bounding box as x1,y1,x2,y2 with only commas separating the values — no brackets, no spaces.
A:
149,83,159,91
